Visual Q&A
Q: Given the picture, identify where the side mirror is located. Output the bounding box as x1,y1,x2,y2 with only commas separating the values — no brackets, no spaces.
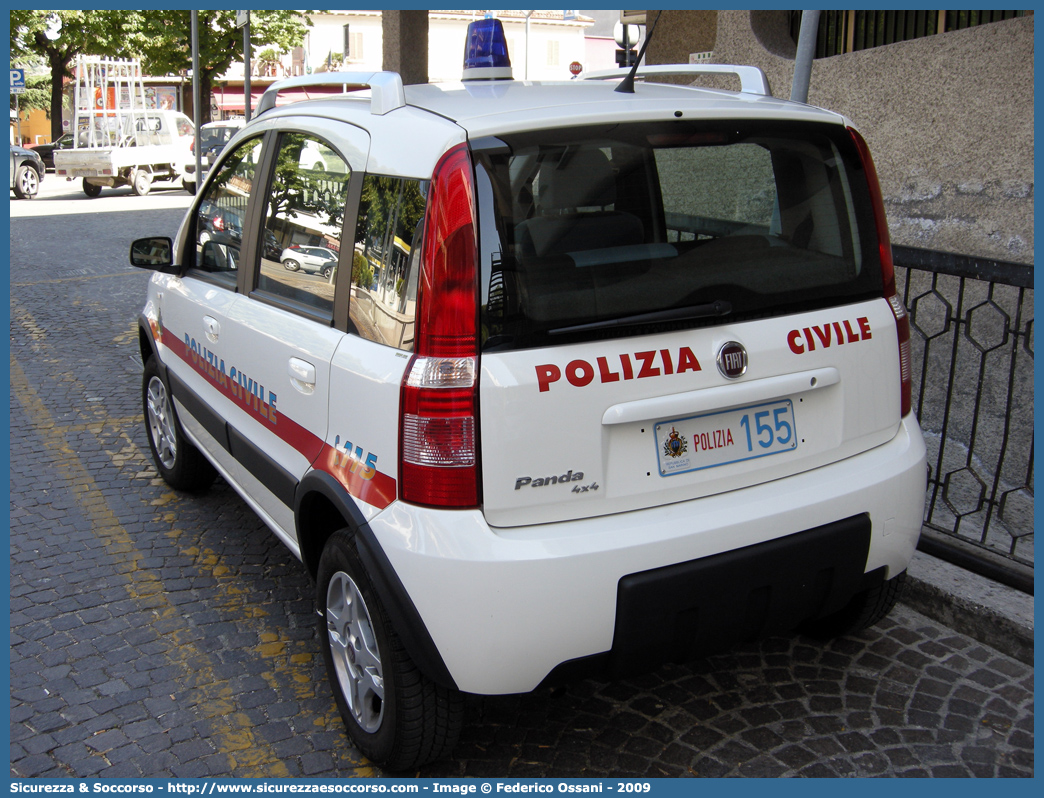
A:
200,239,239,272
129,237,177,273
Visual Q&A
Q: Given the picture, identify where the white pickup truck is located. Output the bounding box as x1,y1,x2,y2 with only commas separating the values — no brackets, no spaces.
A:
54,110,195,197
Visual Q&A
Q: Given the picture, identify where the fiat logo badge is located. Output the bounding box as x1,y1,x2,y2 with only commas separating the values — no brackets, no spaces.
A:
717,341,747,379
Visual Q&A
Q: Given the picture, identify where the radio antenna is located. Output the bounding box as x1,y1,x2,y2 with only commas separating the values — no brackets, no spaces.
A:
615,11,663,94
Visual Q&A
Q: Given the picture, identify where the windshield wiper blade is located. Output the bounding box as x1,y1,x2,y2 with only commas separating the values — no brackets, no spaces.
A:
549,300,732,335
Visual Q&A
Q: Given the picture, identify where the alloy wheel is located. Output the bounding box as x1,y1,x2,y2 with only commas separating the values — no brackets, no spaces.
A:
325,570,385,733
146,376,177,470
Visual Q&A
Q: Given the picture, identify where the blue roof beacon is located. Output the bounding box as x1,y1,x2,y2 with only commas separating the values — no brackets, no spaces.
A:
462,18,513,81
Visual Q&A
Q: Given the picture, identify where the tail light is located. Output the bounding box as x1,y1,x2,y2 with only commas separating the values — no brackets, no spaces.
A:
212,213,225,231
399,143,481,507
849,127,912,417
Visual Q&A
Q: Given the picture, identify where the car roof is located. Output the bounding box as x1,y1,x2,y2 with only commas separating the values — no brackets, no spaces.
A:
402,79,845,133
260,76,845,135
246,73,851,178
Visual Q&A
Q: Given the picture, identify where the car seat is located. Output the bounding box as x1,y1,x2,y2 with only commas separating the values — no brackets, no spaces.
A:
516,148,644,257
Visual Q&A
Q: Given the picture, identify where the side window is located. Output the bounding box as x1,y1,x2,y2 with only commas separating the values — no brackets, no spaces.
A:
257,132,351,315
194,136,264,279
349,175,427,351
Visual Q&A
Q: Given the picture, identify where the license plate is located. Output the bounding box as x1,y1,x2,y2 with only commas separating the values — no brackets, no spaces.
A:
655,399,797,476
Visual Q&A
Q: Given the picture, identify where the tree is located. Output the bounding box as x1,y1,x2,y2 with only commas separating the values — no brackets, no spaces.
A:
136,10,309,125
10,74,52,117
256,48,284,78
9,10,136,141
357,176,426,260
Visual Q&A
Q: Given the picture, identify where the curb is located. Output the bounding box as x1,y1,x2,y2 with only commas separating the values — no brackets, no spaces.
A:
900,549,1034,665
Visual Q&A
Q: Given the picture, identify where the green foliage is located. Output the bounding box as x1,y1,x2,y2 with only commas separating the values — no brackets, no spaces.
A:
318,51,345,72
9,11,134,69
352,252,373,288
264,133,349,230
256,47,284,74
10,75,51,116
135,10,309,124
136,10,308,75
356,176,427,256
10,10,309,128
10,10,137,138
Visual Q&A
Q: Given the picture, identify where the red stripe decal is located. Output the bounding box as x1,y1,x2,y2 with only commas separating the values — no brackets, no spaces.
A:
316,444,397,510
161,324,396,509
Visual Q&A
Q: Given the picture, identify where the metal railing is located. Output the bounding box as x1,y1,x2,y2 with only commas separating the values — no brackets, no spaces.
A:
894,245,1034,594
793,10,1029,59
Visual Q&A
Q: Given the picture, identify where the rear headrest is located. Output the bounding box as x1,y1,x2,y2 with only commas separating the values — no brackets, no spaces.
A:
538,148,615,211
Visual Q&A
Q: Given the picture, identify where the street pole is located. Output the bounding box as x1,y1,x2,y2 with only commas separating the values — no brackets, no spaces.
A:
191,11,201,188
243,14,252,121
791,10,820,104
524,11,533,80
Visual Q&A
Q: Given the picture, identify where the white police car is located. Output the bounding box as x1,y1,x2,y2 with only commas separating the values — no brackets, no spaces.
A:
130,19,926,770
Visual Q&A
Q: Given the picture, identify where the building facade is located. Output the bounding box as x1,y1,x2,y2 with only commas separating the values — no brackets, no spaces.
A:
218,10,602,86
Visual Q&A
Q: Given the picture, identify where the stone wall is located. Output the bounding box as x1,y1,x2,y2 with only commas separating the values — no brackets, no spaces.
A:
646,10,1034,265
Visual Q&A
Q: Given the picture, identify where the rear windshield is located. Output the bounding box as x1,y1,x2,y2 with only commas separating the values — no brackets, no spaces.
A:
200,126,239,147
473,120,883,351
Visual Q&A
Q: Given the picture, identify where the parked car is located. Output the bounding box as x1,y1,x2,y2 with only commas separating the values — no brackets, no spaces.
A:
263,229,282,261
129,19,926,771
196,199,243,245
29,132,74,170
10,144,44,199
183,119,245,194
280,244,338,278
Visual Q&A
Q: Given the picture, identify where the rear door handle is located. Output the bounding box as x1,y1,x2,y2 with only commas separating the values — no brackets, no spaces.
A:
289,357,316,394
203,315,219,342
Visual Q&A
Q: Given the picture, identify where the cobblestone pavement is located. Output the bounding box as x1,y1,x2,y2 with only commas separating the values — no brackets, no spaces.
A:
9,182,1035,779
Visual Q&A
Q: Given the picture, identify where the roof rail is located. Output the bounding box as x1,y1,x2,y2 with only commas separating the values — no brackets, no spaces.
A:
582,64,770,97
256,71,406,116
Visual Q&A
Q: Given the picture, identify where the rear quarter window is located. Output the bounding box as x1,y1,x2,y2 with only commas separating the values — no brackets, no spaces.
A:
348,175,427,350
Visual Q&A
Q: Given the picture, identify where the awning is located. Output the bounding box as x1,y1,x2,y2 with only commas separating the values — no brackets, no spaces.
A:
212,92,264,112
212,86,369,113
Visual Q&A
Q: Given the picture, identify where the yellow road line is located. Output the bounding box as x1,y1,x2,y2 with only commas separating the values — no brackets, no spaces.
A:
11,271,140,288
11,353,300,776
11,297,375,775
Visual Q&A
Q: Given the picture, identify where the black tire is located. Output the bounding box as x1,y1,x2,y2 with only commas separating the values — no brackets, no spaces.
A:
283,259,300,271
82,179,102,198
132,169,152,196
183,178,196,195
142,356,217,492
322,265,334,280
13,164,39,198
801,571,907,638
317,530,463,771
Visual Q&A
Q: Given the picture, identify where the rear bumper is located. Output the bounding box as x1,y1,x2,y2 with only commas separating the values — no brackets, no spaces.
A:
593,513,878,682
368,416,926,695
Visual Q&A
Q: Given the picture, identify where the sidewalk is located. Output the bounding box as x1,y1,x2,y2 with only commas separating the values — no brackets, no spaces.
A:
902,549,1034,665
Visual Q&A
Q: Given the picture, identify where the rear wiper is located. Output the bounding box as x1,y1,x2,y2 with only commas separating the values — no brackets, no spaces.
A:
549,300,732,335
